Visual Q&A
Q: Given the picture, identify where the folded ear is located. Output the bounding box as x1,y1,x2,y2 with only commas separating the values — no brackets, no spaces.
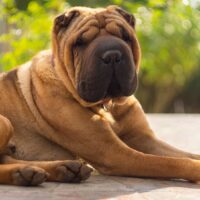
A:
53,10,80,34
114,7,136,29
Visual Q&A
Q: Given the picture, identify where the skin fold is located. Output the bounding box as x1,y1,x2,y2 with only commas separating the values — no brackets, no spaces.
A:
0,6,200,186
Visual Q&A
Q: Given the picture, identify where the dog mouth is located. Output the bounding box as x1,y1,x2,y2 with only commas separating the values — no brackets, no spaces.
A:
106,74,121,98
78,69,137,103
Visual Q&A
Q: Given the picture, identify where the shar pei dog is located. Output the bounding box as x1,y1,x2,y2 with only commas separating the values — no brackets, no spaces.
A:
0,6,200,186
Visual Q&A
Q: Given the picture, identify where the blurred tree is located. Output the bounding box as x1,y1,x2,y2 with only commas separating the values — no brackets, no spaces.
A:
0,0,69,70
134,0,200,112
0,0,199,112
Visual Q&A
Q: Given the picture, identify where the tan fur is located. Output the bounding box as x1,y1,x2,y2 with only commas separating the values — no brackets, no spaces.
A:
0,6,200,186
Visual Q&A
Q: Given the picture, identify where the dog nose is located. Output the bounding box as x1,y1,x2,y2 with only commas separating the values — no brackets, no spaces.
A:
102,50,122,65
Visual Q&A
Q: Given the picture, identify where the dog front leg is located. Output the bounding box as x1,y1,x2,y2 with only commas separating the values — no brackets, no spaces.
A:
34,99,200,182
113,96,200,160
1,156,92,183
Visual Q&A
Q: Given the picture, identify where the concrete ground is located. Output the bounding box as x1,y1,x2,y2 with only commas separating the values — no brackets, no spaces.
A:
1,114,200,200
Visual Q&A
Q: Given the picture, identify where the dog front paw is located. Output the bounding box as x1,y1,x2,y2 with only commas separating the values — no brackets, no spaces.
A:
53,160,93,183
12,166,49,186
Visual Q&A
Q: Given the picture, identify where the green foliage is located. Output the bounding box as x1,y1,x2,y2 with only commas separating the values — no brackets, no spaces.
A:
0,0,200,112
133,1,200,112
0,0,69,70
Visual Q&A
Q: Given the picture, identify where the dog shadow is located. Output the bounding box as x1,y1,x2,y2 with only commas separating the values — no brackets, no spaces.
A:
75,175,200,200
1,175,199,200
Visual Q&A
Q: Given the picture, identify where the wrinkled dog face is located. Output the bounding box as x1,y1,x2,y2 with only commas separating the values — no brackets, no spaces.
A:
52,6,140,103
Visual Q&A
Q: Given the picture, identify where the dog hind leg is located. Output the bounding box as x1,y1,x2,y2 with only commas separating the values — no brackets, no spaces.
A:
0,115,13,153
0,115,48,186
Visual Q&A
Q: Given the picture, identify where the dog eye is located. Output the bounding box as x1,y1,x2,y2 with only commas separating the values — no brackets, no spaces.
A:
121,27,132,42
74,37,85,47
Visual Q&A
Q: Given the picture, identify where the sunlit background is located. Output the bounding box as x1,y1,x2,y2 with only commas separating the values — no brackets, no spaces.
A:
0,0,200,113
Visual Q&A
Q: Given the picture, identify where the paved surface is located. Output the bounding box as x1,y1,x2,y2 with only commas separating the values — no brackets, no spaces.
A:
1,114,200,200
